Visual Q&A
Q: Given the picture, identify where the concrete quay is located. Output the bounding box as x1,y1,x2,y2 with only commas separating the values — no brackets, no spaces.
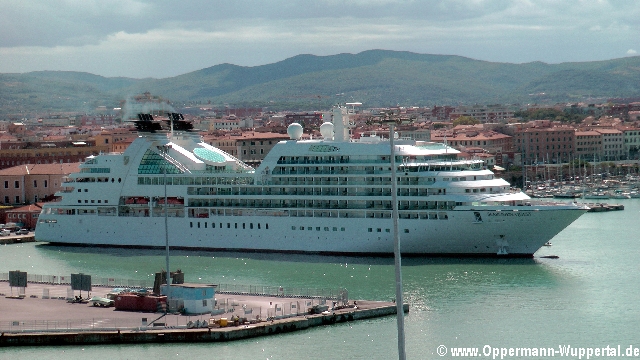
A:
0,281,408,347
0,235,35,245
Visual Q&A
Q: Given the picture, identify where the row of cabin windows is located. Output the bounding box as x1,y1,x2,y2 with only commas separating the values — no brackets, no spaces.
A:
77,199,109,204
190,222,269,230
291,226,346,231
368,228,411,233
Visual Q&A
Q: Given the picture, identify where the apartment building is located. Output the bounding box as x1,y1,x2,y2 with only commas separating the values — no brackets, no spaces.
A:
514,127,575,164
620,127,640,159
431,128,513,153
596,129,624,160
0,142,108,170
575,130,602,161
0,163,80,205
203,132,290,166
449,105,516,123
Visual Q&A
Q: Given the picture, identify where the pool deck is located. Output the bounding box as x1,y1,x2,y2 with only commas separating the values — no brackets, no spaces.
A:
0,281,408,346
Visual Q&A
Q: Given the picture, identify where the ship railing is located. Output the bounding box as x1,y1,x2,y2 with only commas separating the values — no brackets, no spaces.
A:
156,149,191,174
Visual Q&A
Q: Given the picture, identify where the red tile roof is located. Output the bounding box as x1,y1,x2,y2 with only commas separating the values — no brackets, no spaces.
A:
0,163,81,176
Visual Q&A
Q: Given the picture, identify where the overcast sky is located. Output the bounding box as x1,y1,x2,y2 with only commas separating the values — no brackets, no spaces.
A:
1,0,638,79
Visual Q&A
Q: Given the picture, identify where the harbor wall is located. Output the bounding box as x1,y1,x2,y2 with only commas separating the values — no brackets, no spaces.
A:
0,303,408,346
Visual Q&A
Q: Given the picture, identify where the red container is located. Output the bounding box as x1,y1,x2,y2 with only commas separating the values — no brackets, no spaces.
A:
114,293,167,312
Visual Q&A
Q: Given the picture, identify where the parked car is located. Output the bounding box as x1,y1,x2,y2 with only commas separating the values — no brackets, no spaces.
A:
15,228,29,235
0,229,10,236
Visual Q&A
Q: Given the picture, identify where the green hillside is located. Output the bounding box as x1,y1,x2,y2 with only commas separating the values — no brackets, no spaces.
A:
2,50,640,115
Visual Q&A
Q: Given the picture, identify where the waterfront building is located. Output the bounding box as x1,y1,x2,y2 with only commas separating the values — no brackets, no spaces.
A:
3,203,42,229
575,130,602,161
514,126,575,164
619,126,640,159
594,128,624,160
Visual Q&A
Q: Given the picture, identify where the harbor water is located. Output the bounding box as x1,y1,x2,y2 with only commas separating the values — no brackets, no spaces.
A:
1,200,638,359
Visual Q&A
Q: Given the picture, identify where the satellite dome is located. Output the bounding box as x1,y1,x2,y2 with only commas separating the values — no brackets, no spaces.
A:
287,123,303,140
319,122,334,140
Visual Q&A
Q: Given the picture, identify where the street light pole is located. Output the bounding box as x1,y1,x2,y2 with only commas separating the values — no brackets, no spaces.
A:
389,121,406,360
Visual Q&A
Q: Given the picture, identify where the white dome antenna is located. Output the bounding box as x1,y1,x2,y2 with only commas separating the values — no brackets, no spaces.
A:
320,122,334,140
287,123,303,140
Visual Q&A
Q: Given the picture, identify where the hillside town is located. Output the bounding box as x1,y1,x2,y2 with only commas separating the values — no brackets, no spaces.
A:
2,93,640,225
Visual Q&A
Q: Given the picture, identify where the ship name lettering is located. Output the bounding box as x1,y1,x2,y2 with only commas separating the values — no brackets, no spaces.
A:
487,212,532,217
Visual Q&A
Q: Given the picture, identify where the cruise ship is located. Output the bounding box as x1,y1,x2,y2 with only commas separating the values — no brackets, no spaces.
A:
35,106,587,256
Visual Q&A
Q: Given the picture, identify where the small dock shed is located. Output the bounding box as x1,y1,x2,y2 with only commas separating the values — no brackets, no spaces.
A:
161,283,216,315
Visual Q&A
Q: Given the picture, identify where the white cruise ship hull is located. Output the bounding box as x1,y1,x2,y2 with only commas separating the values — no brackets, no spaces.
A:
36,206,583,256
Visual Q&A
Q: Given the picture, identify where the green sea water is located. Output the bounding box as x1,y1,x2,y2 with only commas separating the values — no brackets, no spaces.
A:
1,200,639,359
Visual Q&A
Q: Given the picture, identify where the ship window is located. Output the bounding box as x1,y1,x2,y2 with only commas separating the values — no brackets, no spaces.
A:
78,200,81,203
258,223,261,229
205,222,207,228
227,223,230,228
377,228,382,232
105,200,108,203
266,224,269,229
404,229,409,233
190,222,193,228
340,227,345,231
242,223,245,229
250,223,253,229
84,189,88,192
308,227,312,231
235,223,238,229
324,227,329,231
333,227,337,231
368,228,372,232
78,189,81,192
316,227,320,231
300,226,304,230
386,229,390,232
292,226,296,230
212,223,215,228
85,200,88,203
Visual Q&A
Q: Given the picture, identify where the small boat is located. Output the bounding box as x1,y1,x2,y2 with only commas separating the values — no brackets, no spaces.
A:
611,190,631,199
583,192,610,200
553,191,579,199
543,241,552,246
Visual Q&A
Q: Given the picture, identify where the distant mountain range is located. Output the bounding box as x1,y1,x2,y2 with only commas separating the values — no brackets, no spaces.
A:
2,50,640,115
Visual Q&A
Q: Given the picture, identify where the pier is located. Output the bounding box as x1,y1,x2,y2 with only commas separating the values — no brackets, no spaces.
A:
584,203,625,212
0,279,407,347
0,235,35,245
